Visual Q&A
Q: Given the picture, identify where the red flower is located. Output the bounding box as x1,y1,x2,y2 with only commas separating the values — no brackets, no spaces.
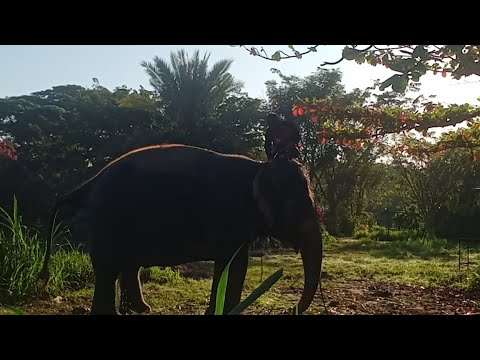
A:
292,106,305,117
0,139,17,160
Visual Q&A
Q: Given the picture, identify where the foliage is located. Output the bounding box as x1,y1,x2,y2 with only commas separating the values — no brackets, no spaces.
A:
234,45,480,155
393,119,480,160
234,45,480,91
0,197,93,304
140,266,182,284
393,146,480,238
356,228,428,242
0,197,44,303
141,49,249,147
264,66,480,237
291,97,480,154
0,138,17,160
0,84,164,225
265,68,385,235
5,239,480,314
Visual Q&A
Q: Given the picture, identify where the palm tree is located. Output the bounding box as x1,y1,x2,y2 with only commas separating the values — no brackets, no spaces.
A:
141,49,243,135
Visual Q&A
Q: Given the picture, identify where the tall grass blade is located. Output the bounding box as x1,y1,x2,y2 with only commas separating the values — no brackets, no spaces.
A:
214,244,244,315
227,269,283,315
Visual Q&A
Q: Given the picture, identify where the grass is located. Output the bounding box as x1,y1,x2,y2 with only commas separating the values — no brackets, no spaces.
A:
48,247,94,292
354,227,429,242
326,238,480,289
1,196,480,314
0,197,46,304
0,198,97,305
2,237,480,314
148,238,480,314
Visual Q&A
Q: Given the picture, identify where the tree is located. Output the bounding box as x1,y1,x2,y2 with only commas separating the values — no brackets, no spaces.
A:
265,67,385,235
392,146,480,237
233,45,480,155
0,84,164,226
207,93,265,157
234,45,480,92
141,49,244,145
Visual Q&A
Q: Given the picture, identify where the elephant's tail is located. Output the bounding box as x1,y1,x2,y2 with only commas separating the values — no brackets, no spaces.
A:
36,178,95,290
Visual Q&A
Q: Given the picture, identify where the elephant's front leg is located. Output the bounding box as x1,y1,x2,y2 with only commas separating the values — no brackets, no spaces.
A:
91,265,121,315
119,267,152,315
205,244,249,315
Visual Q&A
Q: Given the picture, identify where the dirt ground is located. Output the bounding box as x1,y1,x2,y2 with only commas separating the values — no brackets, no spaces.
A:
14,264,480,315
314,279,480,315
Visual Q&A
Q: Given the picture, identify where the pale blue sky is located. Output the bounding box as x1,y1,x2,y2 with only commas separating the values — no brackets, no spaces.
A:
1,45,479,107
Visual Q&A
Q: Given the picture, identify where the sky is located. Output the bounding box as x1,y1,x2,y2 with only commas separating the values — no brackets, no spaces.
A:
1,45,479,107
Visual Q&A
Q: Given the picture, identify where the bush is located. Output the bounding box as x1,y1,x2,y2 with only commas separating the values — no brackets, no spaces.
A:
371,228,427,242
0,197,45,304
322,227,336,244
140,266,182,284
48,245,94,292
354,229,371,239
338,214,355,237
0,197,94,304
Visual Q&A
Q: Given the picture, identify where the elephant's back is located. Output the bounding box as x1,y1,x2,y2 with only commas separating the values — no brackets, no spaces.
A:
85,144,260,239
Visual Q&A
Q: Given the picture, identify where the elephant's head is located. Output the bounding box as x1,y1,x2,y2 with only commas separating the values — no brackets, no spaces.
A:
253,158,323,314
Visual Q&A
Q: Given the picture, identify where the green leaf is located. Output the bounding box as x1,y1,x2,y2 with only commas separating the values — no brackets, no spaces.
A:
227,269,283,315
355,56,366,64
392,75,409,93
412,45,428,60
411,71,421,82
379,74,398,91
342,47,361,61
388,58,415,72
272,51,282,62
214,244,245,315
414,63,428,75
13,195,18,229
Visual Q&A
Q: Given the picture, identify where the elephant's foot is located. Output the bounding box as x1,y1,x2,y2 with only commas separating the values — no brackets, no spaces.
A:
90,307,121,315
119,299,152,315
204,306,215,315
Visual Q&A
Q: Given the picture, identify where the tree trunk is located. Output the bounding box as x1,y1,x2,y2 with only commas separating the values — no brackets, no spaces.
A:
325,203,338,236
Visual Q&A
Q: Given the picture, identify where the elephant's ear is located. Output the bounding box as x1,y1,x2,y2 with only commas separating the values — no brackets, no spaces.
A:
253,170,274,229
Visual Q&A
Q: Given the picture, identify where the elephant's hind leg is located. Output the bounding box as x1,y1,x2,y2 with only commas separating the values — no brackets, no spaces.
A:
119,267,151,315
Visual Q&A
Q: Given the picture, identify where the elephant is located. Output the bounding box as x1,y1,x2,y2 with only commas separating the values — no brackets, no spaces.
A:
37,144,323,315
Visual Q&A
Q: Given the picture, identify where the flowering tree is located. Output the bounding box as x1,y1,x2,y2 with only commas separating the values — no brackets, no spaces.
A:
0,138,17,160
234,45,480,155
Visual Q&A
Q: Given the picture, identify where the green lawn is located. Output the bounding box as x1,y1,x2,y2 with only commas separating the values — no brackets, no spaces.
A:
1,238,479,315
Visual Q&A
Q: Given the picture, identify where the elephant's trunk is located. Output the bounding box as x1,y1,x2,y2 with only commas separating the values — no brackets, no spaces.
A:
297,217,323,314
